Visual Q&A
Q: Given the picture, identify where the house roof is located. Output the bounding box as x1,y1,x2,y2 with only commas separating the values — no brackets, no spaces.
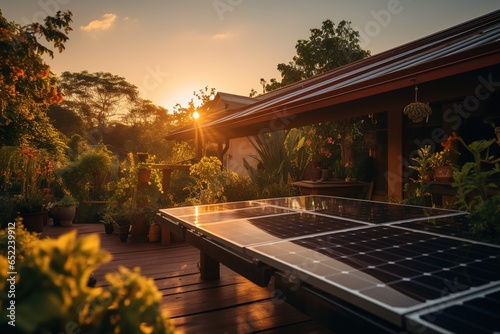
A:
165,9,500,141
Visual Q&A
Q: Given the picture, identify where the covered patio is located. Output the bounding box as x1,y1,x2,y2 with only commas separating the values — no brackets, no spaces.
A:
165,9,500,201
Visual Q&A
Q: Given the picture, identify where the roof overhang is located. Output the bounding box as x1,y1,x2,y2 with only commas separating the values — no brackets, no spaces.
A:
164,10,500,142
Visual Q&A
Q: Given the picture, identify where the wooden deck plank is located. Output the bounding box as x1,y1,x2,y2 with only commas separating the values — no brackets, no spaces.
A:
41,223,334,333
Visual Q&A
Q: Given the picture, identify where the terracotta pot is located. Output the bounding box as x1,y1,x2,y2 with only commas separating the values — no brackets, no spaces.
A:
148,224,161,242
434,165,454,183
138,169,151,183
310,167,322,182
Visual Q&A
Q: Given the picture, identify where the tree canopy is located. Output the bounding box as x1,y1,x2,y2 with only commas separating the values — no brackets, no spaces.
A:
0,9,72,154
259,19,370,93
59,71,139,130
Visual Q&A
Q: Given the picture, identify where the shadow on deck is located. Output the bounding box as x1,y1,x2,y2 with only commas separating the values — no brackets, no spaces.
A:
42,223,332,334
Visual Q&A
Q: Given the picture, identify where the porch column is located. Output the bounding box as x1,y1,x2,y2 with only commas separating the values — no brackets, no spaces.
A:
387,109,403,201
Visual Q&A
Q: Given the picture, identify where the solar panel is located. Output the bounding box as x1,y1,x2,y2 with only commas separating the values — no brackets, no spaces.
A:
255,196,466,223
159,200,263,218
158,195,496,330
395,215,477,239
193,211,366,250
406,286,500,334
246,225,500,327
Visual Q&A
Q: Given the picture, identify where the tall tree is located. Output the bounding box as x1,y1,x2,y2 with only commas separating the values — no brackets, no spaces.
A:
256,19,371,170
59,71,138,130
259,19,370,92
0,9,72,154
122,98,168,126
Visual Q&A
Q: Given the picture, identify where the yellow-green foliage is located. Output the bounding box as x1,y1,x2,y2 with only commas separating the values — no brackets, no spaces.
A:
0,222,176,333
185,156,237,205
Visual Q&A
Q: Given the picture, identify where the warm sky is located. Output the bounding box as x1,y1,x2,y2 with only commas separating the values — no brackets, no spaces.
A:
2,1,500,111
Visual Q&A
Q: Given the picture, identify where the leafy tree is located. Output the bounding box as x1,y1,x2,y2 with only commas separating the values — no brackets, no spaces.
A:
122,98,167,126
259,19,370,92
171,86,217,128
0,9,72,154
164,86,218,162
256,19,371,171
59,71,139,130
47,104,85,138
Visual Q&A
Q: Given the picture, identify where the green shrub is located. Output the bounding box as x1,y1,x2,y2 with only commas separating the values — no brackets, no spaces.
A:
184,156,237,205
59,147,112,202
0,220,176,333
224,175,259,202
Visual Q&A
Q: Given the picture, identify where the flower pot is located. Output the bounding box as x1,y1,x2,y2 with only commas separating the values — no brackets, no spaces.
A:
148,224,161,242
119,232,129,242
113,221,131,242
129,214,149,242
104,224,114,234
138,168,151,183
20,212,44,233
137,152,149,163
434,165,454,183
58,205,76,226
310,168,322,182
321,169,329,181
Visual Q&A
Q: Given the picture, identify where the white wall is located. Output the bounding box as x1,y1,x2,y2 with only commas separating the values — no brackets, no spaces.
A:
223,137,259,177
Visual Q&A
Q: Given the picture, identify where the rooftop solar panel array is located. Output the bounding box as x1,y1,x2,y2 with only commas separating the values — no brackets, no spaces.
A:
159,195,500,333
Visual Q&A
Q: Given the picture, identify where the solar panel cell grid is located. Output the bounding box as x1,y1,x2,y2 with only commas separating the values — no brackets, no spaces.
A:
406,288,500,334
247,225,500,325
195,212,366,248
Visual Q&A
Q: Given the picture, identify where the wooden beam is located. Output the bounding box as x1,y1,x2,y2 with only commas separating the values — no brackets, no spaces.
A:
387,108,403,201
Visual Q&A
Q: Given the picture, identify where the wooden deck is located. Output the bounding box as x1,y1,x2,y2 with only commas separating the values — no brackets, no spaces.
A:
42,223,333,333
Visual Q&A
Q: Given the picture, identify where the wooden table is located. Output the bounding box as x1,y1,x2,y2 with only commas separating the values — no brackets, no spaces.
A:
292,180,369,198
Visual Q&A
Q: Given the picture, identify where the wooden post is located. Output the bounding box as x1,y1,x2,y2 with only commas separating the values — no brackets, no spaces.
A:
199,251,220,280
387,108,403,201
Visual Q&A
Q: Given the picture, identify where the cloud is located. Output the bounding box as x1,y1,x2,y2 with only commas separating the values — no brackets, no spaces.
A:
212,33,231,40
81,13,117,32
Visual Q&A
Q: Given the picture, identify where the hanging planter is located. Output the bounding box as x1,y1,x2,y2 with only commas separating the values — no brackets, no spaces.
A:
403,84,432,123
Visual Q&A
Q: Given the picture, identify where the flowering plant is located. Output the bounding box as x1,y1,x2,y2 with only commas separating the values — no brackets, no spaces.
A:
0,146,55,213
430,133,459,168
304,127,335,168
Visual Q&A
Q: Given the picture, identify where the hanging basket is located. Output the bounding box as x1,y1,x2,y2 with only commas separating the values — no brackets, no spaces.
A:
403,102,432,123
403,83,432,123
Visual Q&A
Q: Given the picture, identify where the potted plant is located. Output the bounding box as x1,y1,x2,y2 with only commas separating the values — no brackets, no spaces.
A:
100,217,114,234
148,221,161,242
403,85,432,123
108,153,165,242
13,193,47,233
1,146,56,232
54,193,79,226
99,211,115,234
429,133,459,183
